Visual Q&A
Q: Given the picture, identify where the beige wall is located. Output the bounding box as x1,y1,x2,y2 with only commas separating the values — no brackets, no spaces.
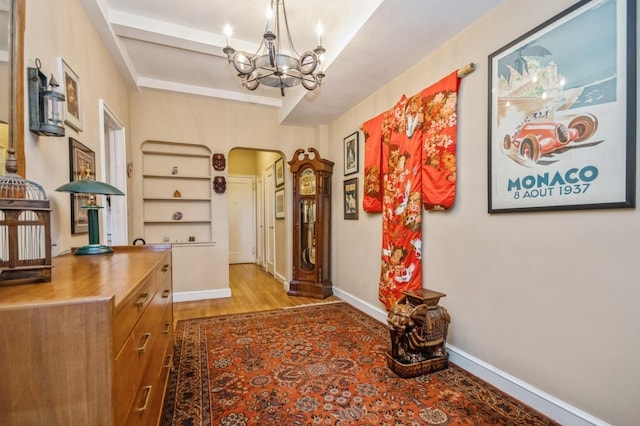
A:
328,1,639,424
15,0,638,423
129,89,315,290
22,0,131,256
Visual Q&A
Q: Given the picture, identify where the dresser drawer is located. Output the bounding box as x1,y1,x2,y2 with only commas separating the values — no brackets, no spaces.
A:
114,300,165,423
113,273,160,351
124,307,173,426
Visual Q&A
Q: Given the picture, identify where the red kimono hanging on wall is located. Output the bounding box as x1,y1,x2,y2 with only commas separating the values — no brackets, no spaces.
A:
373,71,461,310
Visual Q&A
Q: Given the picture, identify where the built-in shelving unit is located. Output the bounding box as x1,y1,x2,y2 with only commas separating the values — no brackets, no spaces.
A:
141,141,213,244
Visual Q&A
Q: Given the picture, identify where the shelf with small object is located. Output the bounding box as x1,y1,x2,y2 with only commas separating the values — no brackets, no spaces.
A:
386,289,451,378
141,141,213,244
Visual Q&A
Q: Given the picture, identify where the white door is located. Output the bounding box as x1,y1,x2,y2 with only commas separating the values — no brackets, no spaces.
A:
98,100,128,246
228,175,256,264
256,173,265,268
265,165,276,275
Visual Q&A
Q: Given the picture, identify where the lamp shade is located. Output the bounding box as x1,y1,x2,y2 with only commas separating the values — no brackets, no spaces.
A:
55,179,124,195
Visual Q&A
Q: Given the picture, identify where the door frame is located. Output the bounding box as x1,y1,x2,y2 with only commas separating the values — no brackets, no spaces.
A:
265,164,276,276
98,99,128,246
256,173,265,268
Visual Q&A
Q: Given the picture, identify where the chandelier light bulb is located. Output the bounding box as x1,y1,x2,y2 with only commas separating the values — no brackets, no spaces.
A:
265,4,273,32
316,22,323,46
223,24,232,46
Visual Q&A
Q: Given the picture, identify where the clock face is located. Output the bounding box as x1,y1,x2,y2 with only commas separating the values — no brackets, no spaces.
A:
300,168,316,195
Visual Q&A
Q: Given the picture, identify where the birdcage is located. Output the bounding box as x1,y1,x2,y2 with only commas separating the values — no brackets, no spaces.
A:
0,169,52,286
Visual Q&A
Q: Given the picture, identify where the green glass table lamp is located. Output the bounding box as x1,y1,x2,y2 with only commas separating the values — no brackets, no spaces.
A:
56,179,125,255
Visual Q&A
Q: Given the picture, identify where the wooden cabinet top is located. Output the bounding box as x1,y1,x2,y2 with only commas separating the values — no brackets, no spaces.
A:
0,244,171,308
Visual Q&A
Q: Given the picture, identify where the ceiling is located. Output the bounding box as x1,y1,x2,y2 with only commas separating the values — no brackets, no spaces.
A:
80,0,503,127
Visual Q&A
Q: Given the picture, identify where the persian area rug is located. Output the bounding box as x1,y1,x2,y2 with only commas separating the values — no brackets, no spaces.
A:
162,302,557,426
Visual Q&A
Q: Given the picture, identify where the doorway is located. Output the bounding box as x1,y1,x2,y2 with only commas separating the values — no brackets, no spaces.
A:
227,149,285,281
98,100,128,245
228,175,256,264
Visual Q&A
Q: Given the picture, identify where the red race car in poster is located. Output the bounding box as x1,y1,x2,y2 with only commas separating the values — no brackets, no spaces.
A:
503,113,599,165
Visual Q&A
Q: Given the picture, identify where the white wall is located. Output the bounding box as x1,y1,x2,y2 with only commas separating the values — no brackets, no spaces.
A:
329,1,639,424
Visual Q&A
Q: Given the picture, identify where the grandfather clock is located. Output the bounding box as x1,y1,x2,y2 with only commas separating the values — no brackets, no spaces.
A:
288,148,334,299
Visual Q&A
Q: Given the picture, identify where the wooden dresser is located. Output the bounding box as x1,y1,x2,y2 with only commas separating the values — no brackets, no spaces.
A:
0,244,173,426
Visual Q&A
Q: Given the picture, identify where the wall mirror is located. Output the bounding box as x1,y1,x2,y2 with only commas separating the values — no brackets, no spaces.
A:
0,0,25,176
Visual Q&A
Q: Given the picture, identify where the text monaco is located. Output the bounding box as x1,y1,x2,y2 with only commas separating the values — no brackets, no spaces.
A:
507,166,597,199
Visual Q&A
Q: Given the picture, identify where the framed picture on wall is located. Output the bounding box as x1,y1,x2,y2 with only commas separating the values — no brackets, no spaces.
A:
487,0,636,213
344,131,359,175
68,138,94,234
275,157,285,187
58,57,83,132
275,187,285,219
343,178,358,220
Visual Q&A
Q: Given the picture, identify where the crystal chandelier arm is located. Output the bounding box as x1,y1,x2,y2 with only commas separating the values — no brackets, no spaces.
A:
242,74,260,91
231,51,256,75
299,52,319,75
301,74,319,91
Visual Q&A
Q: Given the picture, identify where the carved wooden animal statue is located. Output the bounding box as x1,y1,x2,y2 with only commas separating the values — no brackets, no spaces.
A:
388,301,450,362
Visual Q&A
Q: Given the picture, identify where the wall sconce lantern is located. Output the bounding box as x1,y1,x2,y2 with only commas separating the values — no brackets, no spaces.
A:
28,58,66,137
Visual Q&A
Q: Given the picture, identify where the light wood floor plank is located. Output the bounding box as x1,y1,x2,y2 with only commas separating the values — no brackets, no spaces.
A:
173,264,342,322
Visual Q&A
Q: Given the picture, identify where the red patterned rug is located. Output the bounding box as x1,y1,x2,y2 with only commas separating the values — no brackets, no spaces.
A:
162,302,557,425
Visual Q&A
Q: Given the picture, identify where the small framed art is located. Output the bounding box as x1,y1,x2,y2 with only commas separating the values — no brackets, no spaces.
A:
275,187,285,219
68,138,94,234
343,178,358,220
344,131,359,175
275,157,285,187
58,57,83,131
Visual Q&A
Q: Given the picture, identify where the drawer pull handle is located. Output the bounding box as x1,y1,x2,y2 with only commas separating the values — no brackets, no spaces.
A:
162,289,171,298
162,264,169,272
163,321,172,334
136,293,150,308
136,386,152,412
137,333,152,353
164,354,173,369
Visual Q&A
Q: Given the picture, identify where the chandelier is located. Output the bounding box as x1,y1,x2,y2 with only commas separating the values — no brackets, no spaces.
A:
223,0,326,96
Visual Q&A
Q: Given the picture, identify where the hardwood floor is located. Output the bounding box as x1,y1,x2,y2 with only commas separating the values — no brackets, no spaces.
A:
173,263,342,322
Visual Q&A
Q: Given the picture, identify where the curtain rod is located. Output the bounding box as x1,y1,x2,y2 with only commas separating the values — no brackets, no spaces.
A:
457,62,475,78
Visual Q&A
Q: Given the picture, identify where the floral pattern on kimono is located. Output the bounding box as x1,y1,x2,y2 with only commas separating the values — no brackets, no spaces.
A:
363,71,461,310
378,95,424,310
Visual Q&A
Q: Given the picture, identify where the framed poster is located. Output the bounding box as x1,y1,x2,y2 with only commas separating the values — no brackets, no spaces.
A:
344,131,359,175
488,0,636,213
275,187,285,219
58,57,83,131
275,157,285,187
68,138,94,234
343,178,358,220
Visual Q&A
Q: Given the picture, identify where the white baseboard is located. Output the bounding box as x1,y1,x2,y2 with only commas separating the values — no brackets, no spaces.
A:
173,288,231,303
332,286,608,426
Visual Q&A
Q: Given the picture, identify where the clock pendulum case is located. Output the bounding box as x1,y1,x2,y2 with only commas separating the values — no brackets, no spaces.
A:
287,148,334,299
